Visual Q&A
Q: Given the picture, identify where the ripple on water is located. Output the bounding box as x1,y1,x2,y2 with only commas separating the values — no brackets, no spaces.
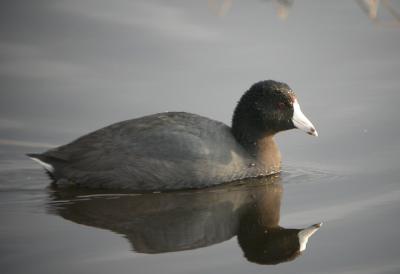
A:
0,168,48,191
281,164,346,186
0,168,49,213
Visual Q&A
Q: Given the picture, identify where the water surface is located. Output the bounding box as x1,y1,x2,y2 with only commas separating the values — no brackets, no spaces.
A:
1,1,400,273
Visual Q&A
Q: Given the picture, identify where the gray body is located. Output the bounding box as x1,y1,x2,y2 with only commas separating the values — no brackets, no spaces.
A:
32,112,269,191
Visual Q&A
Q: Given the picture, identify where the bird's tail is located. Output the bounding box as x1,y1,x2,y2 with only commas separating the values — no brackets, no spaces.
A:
27,153,55,173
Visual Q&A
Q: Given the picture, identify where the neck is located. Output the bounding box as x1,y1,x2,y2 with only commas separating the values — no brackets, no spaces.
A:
255,134,281,172
231,123,281,172
231,89,281,172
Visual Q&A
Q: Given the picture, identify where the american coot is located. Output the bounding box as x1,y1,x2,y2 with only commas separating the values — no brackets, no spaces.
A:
28,80,317,191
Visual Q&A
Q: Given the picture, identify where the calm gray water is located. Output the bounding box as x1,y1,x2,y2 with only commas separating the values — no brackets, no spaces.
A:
1,1,400,273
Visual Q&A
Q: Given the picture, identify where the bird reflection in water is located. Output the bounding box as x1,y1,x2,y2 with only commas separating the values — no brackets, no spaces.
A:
48,175,322,265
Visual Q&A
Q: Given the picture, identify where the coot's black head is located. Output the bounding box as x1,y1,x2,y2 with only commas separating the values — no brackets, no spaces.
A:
238,223,322,265
232,80,317,144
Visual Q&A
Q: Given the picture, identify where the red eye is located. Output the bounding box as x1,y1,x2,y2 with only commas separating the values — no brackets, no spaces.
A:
277,102,285,110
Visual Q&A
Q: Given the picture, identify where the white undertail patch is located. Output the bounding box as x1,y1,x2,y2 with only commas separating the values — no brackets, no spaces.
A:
29,157,54,173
